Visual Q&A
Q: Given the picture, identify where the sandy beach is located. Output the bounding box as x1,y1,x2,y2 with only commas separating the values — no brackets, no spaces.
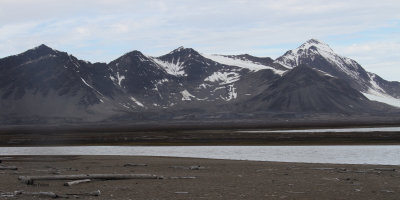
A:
0,155,399,199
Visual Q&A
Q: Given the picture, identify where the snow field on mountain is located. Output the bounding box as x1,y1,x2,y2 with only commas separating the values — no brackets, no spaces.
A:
203,54,285,75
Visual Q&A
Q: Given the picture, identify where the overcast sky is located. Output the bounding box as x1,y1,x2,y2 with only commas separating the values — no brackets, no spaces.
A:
1,0,399,80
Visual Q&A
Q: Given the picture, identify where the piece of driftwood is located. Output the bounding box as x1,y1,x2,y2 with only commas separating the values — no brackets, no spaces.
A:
380,190,394,193
169,176,196,179
0,192,15,198
124,163,148,167
0,165,17,170
169,166,186,169
189,165,205,170
67,190,101,196
64,179,91,186
310,168,335,170
375,168,396,171
174,191,189,194
19,174,162,185
11,191,58,198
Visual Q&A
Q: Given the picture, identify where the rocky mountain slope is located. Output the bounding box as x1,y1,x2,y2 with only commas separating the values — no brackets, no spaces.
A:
0,39,399,124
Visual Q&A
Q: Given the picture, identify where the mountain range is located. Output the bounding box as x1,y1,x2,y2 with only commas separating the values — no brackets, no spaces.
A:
1,39,399,124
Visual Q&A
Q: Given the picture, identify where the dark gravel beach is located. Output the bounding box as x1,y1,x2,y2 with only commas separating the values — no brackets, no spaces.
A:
0,155,399,199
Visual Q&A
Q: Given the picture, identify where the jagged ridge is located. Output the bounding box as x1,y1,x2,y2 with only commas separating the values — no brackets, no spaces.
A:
0,39,399,124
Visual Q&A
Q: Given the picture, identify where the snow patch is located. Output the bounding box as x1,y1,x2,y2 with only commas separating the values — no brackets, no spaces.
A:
213,86,226,92
116,72,125,86
363,91,400,108
138,55,146,62
368,73,385,93
221,84,237,101
80,77,104,96
196,97,208,101
203,54,285,75
120,104,130,109
181,90,195,101
315,69,335,77
130,97,145,107
69,56,80,69
198,83,209,89
156,78,169,86
80,78,90,87
174,46,185,52
110,75,116,82
204,72,240,85
152,58,186,76
363,73,400,108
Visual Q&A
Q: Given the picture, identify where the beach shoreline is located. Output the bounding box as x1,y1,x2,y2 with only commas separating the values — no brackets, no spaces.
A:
1,155,399,199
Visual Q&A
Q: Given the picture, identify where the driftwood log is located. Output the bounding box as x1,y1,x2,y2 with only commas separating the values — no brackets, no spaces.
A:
9,191,58,198
66,190,101,197
169,176,196,179
189,165,205,170
19,191,57,198
64,179,91,186
0,165,18,170
124,163,148,167
19,174,163,185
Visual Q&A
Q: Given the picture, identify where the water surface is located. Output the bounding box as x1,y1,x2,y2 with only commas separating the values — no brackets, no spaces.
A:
237,127,400,133
1,145,400,165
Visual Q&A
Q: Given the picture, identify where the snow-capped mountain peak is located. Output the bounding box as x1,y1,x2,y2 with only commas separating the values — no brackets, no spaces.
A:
298,38,334,54
168,46,198,56
175,46,185,52
274,39,363,79
1,40,399,124
275,39,335,69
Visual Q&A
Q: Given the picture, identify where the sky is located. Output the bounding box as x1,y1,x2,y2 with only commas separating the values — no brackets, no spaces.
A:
0,0,399,81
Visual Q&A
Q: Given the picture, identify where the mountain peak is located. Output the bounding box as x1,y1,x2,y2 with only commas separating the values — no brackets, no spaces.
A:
31,44,57,53
175,46,185,51
15,44,60,59
305,38,323,44
169,46,198,55
113,50,150,64
125,50,144,56
274,39,338,69
35,44,52,49
297,39,333,54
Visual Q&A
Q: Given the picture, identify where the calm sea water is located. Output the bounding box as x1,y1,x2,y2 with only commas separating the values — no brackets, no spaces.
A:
236,127,400,133
1,145,400,165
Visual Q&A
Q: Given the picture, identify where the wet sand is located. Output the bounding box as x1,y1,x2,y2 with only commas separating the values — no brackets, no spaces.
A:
0,155,399,199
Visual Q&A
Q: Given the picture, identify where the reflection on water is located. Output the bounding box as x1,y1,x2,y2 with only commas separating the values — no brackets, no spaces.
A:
1,145,400,165
237,127,400,133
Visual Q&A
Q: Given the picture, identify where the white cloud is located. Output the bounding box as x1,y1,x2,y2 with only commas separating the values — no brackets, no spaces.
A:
0,0,399,80
334,39,400,81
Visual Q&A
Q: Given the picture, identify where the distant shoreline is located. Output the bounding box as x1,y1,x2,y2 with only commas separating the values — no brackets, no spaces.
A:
0,126,399,147
2,117,400,132
1,120,400,146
